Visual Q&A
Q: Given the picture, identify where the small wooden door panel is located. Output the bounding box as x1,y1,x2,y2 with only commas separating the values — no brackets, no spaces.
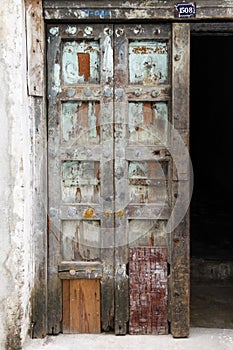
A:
62,279,101,334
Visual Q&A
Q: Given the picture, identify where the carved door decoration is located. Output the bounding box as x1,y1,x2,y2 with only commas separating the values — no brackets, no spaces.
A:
47,23,190,337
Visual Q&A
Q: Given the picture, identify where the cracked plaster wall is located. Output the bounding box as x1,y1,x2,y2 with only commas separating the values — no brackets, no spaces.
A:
0,0,34,348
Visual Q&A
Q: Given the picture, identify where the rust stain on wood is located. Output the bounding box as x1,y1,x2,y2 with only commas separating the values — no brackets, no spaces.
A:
83,208,95,218
77,53,90,82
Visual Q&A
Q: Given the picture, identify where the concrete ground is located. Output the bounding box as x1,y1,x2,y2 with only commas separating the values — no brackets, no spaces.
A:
191,283,233,329
23,328,233,350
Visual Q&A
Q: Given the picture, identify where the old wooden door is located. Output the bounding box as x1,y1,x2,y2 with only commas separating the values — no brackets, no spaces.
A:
47,23,189,337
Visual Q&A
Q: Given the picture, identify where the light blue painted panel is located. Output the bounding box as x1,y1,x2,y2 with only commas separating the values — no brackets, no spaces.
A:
129,41,168,85
62,101,100,144
62,40,100,84
128,102,168,145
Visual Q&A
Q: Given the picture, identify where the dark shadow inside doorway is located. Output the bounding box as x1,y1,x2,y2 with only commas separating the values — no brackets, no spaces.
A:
190,34,233,329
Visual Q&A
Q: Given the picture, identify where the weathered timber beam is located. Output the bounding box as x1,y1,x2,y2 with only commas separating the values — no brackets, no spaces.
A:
43,1,233,21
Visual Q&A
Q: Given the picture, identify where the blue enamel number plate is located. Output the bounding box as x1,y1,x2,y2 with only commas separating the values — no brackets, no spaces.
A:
176,3,196,18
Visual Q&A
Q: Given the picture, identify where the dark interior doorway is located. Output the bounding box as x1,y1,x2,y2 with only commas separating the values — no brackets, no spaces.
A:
190,34,233,260
190,33,233,328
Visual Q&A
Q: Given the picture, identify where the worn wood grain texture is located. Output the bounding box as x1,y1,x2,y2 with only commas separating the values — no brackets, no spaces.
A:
47,24,63,334
26,2,46,338
43,0,233,20
62,280,101,333
62,280,70,333
191,22,233,33
113,24,128,335
59,261,102,280
26,0,44,96
171,23,190,338
30,97,48,338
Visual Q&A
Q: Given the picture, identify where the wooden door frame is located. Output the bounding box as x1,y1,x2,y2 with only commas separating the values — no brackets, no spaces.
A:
30,0,233,339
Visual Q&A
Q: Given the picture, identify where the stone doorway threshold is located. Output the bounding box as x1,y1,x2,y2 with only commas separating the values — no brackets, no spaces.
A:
23,328,233,350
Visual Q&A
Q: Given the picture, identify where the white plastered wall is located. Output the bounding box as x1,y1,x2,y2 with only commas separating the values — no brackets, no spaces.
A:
0,0,34,348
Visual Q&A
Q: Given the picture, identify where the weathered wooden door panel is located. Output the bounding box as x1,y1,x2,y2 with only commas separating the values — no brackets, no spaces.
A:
114,24,171,334
47,24,115,334
47,22,189,337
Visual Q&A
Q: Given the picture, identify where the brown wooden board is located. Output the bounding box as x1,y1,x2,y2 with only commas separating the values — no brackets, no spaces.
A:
129,247,168,335
62,279,101,334
43,1,233,21
62,280,70,333
171,23,190,338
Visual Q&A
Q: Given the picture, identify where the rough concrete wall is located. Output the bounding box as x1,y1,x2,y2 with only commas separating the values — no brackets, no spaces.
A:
0,0,34,349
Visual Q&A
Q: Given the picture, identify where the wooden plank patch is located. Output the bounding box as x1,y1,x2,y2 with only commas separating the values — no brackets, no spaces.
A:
62,279,101,334
129,247,168,335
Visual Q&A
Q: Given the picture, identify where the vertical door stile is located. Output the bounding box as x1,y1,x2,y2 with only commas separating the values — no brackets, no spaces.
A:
171,23,190,338
114,26,129,335
100,25,115,332
47,28,63,334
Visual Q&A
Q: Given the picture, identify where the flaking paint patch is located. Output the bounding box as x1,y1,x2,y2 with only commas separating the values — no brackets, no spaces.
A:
62,161,100,203
53,63,61,93
129,247,168,335
62,101,100,144
88,102,97,138
62,220,100,260
102,35,113,83
63,41,100,84
129,41,168,85
128,220,167,247
128,101,168,144
128,161,168,204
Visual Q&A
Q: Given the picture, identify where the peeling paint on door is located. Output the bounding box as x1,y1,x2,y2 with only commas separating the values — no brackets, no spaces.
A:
62,161,100,203
128,161,168,204
62,41,100,84
129,41,168,85
62,220,101,261
128,101,168,145
62,101,100,143
129,247,168,335
128,220,167,247
102,34,113,83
